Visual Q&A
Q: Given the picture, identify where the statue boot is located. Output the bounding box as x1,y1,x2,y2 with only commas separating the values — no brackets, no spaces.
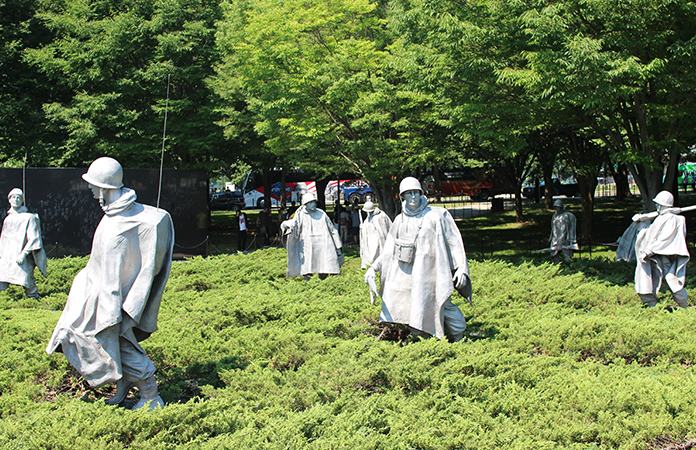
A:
132,376,164,411
105,377,134,406
639,294,658,307
674,289,689,309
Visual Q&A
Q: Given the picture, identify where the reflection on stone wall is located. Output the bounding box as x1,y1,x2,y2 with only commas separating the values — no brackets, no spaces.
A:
0,168,208,257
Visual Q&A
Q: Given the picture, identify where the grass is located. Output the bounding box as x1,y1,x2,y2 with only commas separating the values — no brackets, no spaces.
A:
2,194,696,448
212,194,696,261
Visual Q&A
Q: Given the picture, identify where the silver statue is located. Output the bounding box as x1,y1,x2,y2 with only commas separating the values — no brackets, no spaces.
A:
359,201,392,270
0,188,47,298
280,192,343,280
633,191,690,308
365,177,471,341
548,199,578,262
47,157,174,410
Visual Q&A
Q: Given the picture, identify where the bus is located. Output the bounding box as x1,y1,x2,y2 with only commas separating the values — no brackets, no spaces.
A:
678,162,696,191
242,169,317,208
421,167,515,200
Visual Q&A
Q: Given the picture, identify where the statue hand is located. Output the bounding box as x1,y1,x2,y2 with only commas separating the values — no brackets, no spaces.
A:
15,253,26,265
453,268,467,289
336,248,343,257
364,267,379,300
364,266,376,285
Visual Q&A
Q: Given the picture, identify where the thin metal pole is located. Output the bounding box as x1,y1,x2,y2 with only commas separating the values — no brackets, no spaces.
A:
23,150,27,205
157,74,171,209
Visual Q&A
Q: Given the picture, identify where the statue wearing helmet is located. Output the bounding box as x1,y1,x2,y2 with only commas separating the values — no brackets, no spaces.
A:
365,177,472,342
47,157,175,410
280,190,343,280
634,190,690,308
81,157,125,210
548,199,578,263
0,188,47,298
359,200,392,270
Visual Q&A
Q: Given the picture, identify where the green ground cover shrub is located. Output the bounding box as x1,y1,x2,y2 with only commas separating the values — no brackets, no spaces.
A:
3,216,696,448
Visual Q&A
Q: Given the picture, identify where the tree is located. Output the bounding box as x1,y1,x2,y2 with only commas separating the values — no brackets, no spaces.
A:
23,0,231,169
494,0,696,209
390,0,696,242
486,143,535,222
389,0,554,222
0,0,66,167
212,0,458,218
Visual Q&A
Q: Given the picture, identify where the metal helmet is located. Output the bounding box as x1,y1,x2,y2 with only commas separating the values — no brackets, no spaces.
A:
653,190,674,207
553,199,564,208
301,192,317,205
399,177,423,197
7,188,23,201
82,157,124,189
362,201,375,213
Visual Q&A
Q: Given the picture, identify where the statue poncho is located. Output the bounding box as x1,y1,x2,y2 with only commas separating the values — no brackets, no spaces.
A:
371,196,471,339
359,209,392,269
616,220,650,262
46,188,174,388
281,206,343,277
549,207,578,255
634,210,689,298
0,206,47,288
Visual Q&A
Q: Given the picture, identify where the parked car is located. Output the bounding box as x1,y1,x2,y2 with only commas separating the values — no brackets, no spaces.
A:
342,181,375,204
209,190,245,210
522,178,580,198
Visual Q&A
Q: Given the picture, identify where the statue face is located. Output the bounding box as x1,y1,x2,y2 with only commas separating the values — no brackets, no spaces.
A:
403,190,421,212
305,200,317,212
8,194,22,209
88,183,101,199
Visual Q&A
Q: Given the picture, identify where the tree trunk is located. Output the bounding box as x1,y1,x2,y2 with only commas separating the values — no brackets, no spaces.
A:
262,166,271,209
672,169,680,207
514,186,523,222
371,180,400,220
539,151,556,209
280,169,286,209
433,165,442,202
576,173,597,244
315,177,330,211
628,164,663,212
611,164,631,200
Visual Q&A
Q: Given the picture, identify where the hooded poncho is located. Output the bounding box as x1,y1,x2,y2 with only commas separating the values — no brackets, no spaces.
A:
359,208,392,268
371,195,471,338
46,188,174,387
616,220,650,262
0,206,47,287
549,207,578,252
634,210,689,296
281,206,343,277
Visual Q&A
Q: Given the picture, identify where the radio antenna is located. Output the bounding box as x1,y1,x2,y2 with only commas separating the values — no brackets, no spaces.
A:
157,74,170,209
23,150,27,204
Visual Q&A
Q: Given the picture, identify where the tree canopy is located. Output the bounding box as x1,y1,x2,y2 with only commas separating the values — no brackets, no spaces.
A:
9,0,232,169
211,0,464,216
2,0,696,220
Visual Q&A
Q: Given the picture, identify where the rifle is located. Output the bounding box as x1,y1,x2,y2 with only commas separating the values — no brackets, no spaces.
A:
533,244,579,254
632,204,696,222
